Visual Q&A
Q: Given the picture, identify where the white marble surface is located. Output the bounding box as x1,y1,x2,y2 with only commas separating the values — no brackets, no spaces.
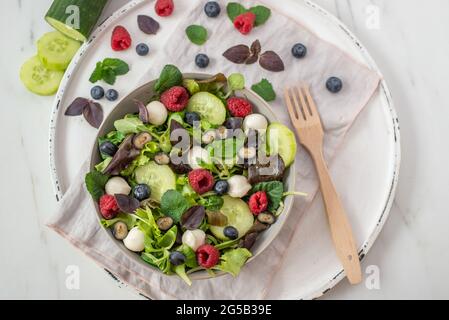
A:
1,0,448,299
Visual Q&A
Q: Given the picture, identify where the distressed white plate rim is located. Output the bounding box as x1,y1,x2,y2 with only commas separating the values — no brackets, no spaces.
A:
48,0,400,300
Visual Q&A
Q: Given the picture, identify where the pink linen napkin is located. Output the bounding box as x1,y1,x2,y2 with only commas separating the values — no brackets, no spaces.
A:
47,0,380,299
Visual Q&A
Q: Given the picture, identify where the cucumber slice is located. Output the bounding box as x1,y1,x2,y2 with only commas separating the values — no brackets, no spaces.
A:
210,196,254,241
134,161,177,202
37,31,81,71
187,92,226,125
20,56,64,96
267,123,297,167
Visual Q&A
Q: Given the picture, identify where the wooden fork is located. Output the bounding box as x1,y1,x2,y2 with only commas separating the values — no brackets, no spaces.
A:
284,84,362,285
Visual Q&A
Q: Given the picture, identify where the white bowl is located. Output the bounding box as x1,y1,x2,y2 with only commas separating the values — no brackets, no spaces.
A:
89,73,296,281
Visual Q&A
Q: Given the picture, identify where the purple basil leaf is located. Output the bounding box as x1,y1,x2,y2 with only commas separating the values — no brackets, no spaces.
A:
134,99,149,124
103,135,140,175
259,51,285,72
115,194,140,213
250,40,262,56
223,45,251,64
138,15,160,35
83,101,104,129
65,97,90,116
181,205,205,230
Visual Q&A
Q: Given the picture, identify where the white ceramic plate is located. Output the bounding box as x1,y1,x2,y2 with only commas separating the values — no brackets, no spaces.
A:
49,0,400,299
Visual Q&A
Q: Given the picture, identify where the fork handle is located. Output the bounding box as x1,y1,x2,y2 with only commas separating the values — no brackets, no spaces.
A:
311,148,362,284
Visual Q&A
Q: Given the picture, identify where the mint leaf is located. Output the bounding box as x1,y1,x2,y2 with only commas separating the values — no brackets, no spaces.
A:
154,64,183,94
89,58,129,84
102,68,116,85
250,181,284,211
89,62,103,83
227,2,247,21
160,190,190,223
185,25,208,45
85,170,109,201
251,79,276,102
249,6,271,26
227,73,245,91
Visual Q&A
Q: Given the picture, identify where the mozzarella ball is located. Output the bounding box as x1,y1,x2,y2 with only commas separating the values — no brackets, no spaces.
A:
123,227,145,252
227,175,252,198
146,101,168,126
243,114,268,133
105,177,131,196
182,229,206,251
189,146,211,169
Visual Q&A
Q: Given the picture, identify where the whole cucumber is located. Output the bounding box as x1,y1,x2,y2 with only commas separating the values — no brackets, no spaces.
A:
45,0,109,42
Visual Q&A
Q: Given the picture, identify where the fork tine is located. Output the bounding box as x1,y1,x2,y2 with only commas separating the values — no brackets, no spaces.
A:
284,88,301,124
296,85,309,119
303,85,318,117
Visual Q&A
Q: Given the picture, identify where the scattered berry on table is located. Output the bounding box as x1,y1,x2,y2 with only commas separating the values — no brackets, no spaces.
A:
155,0,174,17
169,251,186,266
326,77,343,93
188,169,215,194
105,89,119,101
234,12,256,35
292,43,307,58
111,26,132,51
196,244,220,268
185,111,201,126
195,54,210,68
223,226,239,240
99,141,118,157
99,194,119,219
214,180,229,195
136,43,149,56
160,86,189,111
204,1,221,18
90,86,104,100
227,97,253,118
248,191,269,215
133,184,151,201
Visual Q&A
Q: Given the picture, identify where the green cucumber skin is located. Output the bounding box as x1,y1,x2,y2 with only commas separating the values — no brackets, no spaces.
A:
45,0,108,41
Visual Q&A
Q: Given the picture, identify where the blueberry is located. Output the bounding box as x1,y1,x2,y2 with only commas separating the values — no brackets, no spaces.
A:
136,43,149,56
204,1,221,18
292,43,307,58
99,141,118,157
90,86,104,100
185,112,201,126
326,77,343,93
195,54,210,68
105,89,119,101
223,226,239,240
214,180,229,195
169,251,186,266
224,117,243,130
133,184,151,201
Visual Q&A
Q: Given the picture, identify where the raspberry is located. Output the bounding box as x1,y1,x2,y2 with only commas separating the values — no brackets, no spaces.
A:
234,12,256,35
111,26,132,51
188,169,215,195
248,191,268,215
155,0,174,17
196,244,220,268
99,194,119,219
160,86,189,112
227,97,252,118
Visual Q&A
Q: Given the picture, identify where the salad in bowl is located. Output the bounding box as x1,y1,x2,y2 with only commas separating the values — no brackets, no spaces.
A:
85,65,300,285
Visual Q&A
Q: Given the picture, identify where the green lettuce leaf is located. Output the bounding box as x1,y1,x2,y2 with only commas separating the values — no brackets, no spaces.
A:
173,264,192,286
95,157,112,173
100,213,137,230
213,248,252,277
114,117,144,134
